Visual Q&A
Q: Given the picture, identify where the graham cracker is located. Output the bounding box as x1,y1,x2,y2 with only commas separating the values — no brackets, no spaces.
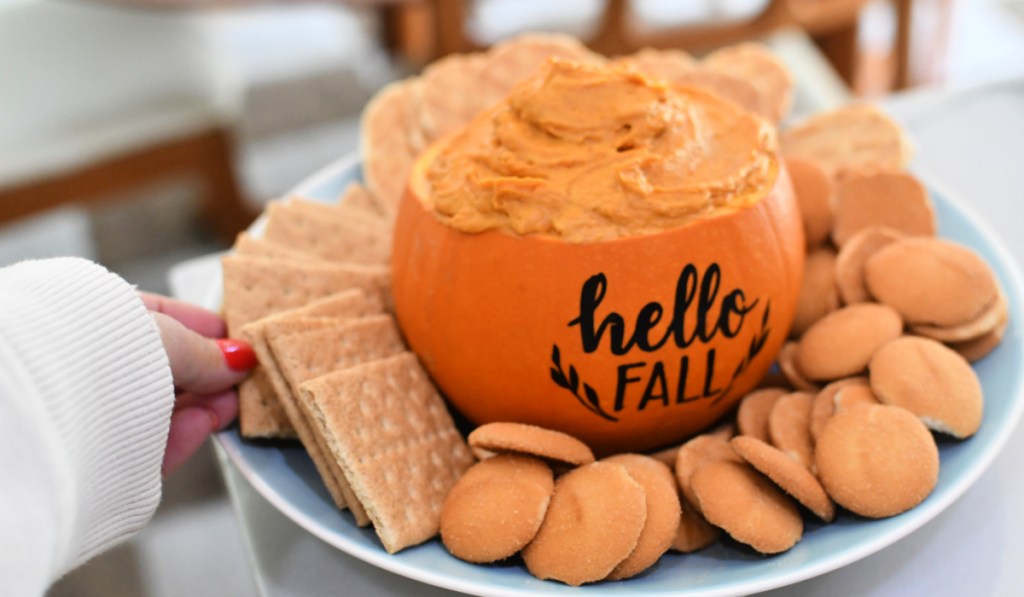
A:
361,79,418,215
240,316,356,510
234,232,328,263
237,291,385,507
337,183,388,220
238,369,296,439
221,255,390,335
262,200,391,265
268,314,408,526
299,352,475,553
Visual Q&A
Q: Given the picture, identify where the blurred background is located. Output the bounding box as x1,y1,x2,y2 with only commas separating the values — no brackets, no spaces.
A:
0,0,1019,595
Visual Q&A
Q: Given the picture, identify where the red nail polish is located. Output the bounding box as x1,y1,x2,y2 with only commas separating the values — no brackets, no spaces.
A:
217,339,257,371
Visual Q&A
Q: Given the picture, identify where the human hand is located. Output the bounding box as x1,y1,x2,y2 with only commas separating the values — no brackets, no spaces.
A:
141,292,256,476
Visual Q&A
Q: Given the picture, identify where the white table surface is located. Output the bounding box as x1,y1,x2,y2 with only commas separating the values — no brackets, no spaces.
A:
169,78,1024,597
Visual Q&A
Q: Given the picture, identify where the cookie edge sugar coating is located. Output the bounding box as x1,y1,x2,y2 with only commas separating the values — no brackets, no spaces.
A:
691,459,803,554
468,421,595,466
603,454,682,580
814,403,939,518
440,454,554,563
864,237,998,327
810,377,870,442
766,391,816,470
731,436,835,522
795,303,903,382
835,226,906,305
521,461,647,586
675,434,744,510
869,336,984,438
736,388,788,442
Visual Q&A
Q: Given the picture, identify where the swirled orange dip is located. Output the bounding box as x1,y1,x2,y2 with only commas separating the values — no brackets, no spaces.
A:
421,59,779,242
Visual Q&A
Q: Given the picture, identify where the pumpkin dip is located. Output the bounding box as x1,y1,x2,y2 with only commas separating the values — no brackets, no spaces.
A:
420,59,778,242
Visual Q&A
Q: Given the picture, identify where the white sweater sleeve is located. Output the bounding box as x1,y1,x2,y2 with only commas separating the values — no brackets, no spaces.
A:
0,258,174,596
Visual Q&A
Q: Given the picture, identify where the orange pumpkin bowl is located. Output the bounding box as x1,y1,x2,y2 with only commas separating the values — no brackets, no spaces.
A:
391,144,805,455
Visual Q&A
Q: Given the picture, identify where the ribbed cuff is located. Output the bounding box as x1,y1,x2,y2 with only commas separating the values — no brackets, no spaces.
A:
0,258,173,575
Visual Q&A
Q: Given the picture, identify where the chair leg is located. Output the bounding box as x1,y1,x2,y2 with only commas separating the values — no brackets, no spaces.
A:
197,129,256,245
814,19,861,87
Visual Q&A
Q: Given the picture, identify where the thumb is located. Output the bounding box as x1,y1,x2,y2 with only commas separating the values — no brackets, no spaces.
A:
152,312,255,393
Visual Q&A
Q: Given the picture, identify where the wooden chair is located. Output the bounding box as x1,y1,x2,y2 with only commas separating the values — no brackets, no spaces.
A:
0,0,255,244
381,0,916,90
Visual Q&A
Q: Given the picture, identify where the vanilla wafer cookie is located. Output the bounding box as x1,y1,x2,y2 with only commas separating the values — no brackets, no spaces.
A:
911,290,1008,343
767,392,815,469
612,48,696,82
780,104,911,177
778,342,820,393
869,336,984,438
477,33,603,107
865,238,998,327
301,353,475,553
791,246,839,338
795,303,903,382
786,157,835,249
674,434,743,510
835,227,905,305
809,377,869,442
815,403,939,518
468,422,595,467
736,388,787,442
522,461,646,586
603,454,680,580
832,171,935,247
671,494,720,553
731,436,835,522
702,42,793,122
441,454,553,563
691,460,803,554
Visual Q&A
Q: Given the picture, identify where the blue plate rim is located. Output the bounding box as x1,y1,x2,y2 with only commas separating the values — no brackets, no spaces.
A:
211,153,1024,597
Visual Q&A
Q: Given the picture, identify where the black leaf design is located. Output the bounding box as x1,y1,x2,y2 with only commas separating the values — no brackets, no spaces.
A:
548,343,619,422
550,367,568,388
761,300,771,328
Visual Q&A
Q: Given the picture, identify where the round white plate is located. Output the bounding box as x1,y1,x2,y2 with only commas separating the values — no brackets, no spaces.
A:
212,155,1024,597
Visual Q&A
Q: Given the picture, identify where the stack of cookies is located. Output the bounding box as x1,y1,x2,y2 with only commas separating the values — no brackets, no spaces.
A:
220,33,1011,584
223,192,475,554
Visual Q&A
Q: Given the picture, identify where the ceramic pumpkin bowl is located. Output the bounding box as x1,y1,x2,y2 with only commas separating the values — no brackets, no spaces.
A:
390,62,805,455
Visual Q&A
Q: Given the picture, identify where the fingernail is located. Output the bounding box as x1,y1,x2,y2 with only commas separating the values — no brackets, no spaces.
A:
216,339,257,371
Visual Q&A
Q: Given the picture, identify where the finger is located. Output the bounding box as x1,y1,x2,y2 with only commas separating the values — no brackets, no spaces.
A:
174,390,239,431
163,407,216,476
153,312,255,394
140,292,225,338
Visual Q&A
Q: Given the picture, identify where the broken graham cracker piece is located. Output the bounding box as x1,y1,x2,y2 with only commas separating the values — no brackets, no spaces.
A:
300,352,475,553
270,315,409,526
262,199,391,265
221,255,390,335
238,369,296,439
235,290,384,441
